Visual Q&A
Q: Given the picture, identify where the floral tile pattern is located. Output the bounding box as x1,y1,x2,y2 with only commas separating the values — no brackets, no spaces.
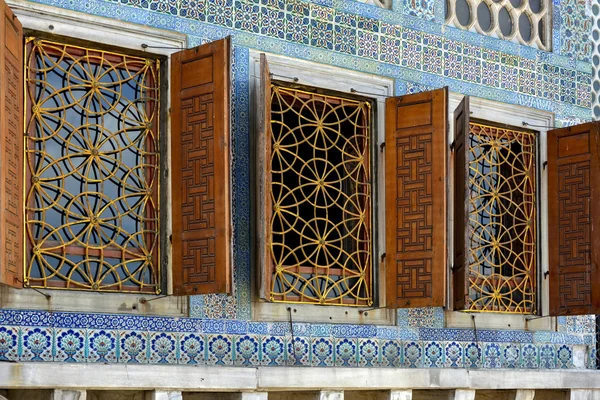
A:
20,327,53,362
149,332,178,364
561,0,593,62
119,331,149,364
88,329,118,363
54,328,86,363
179,333,205,364
0,312,586,369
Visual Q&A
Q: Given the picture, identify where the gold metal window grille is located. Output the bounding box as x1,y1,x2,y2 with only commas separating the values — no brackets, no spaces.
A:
268,85,373,306
466,122,536,313
24,38,160,293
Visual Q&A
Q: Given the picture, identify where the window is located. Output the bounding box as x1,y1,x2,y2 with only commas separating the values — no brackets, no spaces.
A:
256,54,448,321
253,52,396,324
451,96,548,317
24,38,161,292
445,0,551,51
0,0,233,302
267,83,374,306
464,121,537,313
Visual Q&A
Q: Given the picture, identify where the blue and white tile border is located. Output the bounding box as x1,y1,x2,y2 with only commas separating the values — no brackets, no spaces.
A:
0,309,591,369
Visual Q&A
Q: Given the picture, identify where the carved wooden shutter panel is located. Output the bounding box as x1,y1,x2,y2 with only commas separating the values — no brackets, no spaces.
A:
385,88,448,308
452,96,469,310
258,53,272,300
548,122,600,315
171,37,231,295
0,0,23,288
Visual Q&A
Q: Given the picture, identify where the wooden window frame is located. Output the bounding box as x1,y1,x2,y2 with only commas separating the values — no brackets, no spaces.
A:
251,51,396,325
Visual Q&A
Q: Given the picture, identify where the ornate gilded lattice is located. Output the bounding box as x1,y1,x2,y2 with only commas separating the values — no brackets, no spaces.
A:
467,122,536,313
268,85,372,306
24,38,160,293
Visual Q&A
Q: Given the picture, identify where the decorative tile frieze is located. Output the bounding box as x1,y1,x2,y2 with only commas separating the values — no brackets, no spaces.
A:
0,320,584,369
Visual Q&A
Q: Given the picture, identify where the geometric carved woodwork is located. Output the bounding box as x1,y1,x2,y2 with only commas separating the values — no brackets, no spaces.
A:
452,95,469,310
171,37,231,295
0,0,23,288
548,122,599,315
385,88,448,308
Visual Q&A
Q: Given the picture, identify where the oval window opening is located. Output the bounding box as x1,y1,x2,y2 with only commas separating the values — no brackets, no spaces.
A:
456,0,471,27
499,7,513,36
529,0,542,13
519,13,532,42
477,2,492,31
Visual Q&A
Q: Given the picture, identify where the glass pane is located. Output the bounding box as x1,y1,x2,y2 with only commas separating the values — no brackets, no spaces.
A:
499,7,513,36
529,0,542,13
477,2,492,31
456,0,471,26
519,13,532,42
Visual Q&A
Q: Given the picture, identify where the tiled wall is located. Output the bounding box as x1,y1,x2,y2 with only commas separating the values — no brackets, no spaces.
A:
0,310,585,368
5,0,596,369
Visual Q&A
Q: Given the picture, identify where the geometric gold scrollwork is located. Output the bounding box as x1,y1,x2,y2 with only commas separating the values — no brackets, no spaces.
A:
268,85,373,306
467,122,536,313
24,38,160,293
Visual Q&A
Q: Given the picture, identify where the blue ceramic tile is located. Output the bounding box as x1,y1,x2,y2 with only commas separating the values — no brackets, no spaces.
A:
179,333,205,364
88,329,118,363
0,326,19,362
287,336,311,366
119,330,149,364
21,327,53,362
149,331,178,364
380,339,402,367
311,337,334,366
334,337,358,366
423,341,444,367
261,336,285,365
207,334,233,365
234,334,261,366
54,328,86,363
403,341,423,368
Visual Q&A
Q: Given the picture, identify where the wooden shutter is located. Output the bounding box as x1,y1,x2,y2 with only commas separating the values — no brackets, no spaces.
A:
548,122,600,315
257,53,272,300
385,87,448,308
452,96,469,310
171,37,231,295
0,0,23,288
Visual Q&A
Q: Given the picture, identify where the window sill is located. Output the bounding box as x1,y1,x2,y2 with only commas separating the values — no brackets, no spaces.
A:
445,310,555,331
0,286,187,317
252,300,396,325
